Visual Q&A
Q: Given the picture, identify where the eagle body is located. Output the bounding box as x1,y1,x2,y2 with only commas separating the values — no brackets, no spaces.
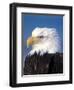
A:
24,53,63,75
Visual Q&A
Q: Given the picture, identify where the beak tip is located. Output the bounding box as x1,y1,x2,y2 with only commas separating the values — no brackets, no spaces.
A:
27,37,32,47
27,42,29,48
27,44,29,48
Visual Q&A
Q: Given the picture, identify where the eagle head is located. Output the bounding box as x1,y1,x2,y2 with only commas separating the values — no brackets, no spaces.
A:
27,27,61,55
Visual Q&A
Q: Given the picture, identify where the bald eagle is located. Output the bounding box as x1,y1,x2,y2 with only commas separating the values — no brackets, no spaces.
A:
24,27,63,75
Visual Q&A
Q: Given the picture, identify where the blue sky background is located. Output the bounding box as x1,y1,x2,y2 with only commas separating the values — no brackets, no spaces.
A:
22,13,63,58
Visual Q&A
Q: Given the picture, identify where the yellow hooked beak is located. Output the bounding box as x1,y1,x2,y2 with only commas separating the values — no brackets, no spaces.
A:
27,36,39,47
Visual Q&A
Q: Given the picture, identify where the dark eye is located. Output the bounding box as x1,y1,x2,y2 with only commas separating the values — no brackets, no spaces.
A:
38,36,44,38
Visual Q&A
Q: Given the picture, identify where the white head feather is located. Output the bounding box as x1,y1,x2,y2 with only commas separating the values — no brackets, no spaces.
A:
29,27,61,55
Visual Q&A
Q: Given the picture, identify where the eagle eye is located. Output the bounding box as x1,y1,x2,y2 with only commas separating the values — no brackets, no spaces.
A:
38,36,44,38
